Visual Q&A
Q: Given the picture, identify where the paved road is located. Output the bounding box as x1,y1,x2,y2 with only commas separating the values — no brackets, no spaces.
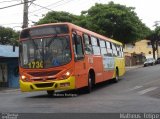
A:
1,65,160,113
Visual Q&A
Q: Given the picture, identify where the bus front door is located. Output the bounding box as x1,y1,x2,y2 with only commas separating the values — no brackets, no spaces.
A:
72,32,88,89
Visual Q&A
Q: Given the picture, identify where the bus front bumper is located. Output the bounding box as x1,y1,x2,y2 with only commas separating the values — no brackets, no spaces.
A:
20,76,75,92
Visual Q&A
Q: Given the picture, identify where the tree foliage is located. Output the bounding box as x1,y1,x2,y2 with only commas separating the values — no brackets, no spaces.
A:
37,11,79,25
37,2,150,44
147,27,160,58
79,2,150,44
0,26,19,46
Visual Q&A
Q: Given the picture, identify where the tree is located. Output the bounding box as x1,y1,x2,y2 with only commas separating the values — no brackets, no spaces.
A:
0,26,19,46
147,31,157,59
37,11,79,25
147,27,160,59
155,27,160,53
36,2,150,44
79,2,150,44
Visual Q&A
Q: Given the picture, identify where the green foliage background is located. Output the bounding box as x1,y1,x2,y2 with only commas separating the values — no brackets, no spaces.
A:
0,26,19,46
37,2,151,44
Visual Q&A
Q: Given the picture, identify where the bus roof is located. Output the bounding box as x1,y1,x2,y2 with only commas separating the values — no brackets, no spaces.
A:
23,22,122,45
68,23,122,45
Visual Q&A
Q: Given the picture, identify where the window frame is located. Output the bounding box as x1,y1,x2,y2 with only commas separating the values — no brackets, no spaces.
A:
91,36,101,55
72,33,84,61
83,33,93,55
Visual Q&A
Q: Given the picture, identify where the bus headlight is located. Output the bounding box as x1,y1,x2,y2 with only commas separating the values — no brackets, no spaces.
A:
59,70,73,80
21,75,28,81
21,75,26,80
65,71,70,76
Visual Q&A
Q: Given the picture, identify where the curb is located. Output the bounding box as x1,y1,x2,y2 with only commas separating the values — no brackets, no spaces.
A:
126,65,143,71
0,88,20,93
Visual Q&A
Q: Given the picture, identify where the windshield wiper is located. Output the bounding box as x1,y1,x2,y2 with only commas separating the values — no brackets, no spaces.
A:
29,35,43,59
29,35,37,48
45,34,57,47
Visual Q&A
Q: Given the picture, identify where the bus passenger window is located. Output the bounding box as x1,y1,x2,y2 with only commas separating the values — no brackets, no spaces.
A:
112,43,117,57
91,36,100,55
116,45,120,57
106,41,113,57
120,46,124,57
100,39,107,56
100,40,105,47
83,34,92,54
106,41,111,49
72,34,84,60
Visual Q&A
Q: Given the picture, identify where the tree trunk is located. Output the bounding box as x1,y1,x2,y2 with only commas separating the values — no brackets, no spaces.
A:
153,47,155,59
156,40,158,59
151,40,156,59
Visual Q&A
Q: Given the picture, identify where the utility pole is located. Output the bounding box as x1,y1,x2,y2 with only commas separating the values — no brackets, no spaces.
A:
22,0,28,29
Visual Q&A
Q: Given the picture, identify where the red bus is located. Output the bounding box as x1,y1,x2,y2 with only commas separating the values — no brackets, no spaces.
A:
19,22,125,95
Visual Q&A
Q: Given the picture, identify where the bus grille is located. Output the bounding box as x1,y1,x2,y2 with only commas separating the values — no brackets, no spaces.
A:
35,83,54,88
32,78,57,81
28,70,61,77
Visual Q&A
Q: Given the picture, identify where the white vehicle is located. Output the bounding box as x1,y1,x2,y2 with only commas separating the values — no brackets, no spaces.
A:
144,58,156,67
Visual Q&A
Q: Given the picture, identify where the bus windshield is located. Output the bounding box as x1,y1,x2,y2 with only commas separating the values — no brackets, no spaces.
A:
20,36,71,69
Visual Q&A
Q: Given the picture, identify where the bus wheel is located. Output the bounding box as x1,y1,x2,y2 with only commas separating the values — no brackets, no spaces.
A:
84,74,92,93
113,68,119,83
47,90,55,96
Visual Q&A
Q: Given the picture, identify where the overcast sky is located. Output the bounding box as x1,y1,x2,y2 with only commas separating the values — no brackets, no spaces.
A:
0,0,160,31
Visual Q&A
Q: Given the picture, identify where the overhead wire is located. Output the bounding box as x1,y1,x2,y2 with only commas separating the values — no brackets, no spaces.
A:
0,0,35,10
29,0,66,14
28,0,75,26
29,0,74,15
0,0,21,4
32,3,53,11
0,0,75,29
0,0,35,30
28,0,75,23
0,23,22,25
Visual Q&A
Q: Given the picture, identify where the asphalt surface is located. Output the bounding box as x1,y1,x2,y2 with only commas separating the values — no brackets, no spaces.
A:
0,65,160,113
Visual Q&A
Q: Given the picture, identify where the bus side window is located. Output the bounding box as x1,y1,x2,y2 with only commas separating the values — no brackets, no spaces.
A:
91,36,101,55
72,33,84,61
83,34,92,54
106,41,113,57
112,43,117,57
120,46,124,57
117,45,121,57
100,39,107,56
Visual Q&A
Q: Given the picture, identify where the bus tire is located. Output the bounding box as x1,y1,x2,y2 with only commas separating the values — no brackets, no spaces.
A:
47,90,55,96
113,68,119,83
84,74,93,93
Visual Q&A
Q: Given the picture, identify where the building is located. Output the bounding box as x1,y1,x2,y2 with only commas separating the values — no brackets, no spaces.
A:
124,40,160,66
0,45,19,88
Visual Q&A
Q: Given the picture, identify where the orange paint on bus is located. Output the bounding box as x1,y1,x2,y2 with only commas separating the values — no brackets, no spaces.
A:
19,22,125,93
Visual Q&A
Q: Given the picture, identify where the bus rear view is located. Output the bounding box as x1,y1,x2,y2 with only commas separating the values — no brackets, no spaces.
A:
19,23,75,95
